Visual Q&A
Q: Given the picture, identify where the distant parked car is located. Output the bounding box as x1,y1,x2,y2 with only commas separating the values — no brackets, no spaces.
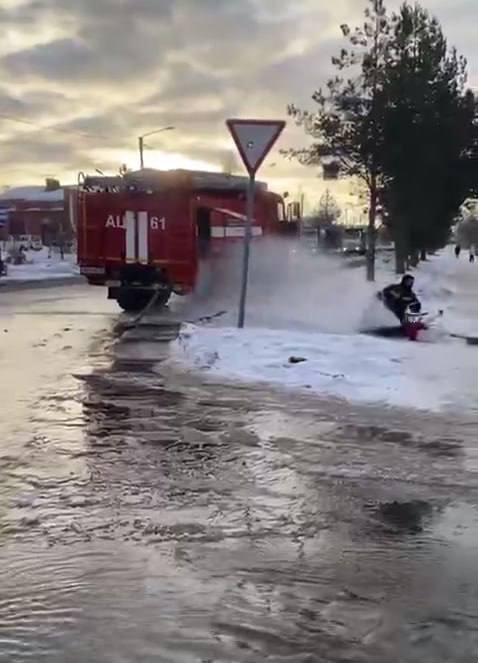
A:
22,235,43,250
341,228,367,255
29,236,43,251
10,234,43,251
376,239,395,252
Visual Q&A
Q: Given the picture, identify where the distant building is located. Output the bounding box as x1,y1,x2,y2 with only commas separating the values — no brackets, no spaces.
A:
0,179,76,244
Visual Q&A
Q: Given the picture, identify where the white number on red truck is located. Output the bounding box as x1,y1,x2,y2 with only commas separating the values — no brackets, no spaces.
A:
104,214,166,230
150,216,166,230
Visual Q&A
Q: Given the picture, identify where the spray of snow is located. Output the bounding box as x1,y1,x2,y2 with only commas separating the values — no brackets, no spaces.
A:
190,237,379,334
172,245,478,412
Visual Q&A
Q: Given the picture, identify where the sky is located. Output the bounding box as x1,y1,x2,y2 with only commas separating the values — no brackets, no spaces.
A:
0,0,476,210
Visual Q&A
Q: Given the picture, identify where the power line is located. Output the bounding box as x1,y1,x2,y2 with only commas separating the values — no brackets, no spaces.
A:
0,112,109,140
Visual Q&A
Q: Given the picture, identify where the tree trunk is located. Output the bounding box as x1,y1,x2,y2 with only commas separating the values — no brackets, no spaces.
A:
395,240,406,274
409,249,419,268
394,222,407,274
420,248,427,261
366,178,378,282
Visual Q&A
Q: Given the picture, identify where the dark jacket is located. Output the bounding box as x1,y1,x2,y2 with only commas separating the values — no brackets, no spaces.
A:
382,277,421,321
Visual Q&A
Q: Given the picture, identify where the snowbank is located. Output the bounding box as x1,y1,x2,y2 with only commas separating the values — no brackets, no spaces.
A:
1,247,79,283
414,249,478,337
172,324,478,412
172,248,478,412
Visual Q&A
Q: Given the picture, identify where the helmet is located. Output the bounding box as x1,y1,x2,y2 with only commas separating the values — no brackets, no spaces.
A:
401,274,414,288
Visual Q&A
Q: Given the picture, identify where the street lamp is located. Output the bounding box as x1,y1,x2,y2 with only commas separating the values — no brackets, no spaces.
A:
138,126,175,169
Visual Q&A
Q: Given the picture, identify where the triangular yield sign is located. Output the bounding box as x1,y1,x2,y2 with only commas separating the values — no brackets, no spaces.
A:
226,119,285,176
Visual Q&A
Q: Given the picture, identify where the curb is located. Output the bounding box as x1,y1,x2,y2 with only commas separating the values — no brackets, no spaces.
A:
0,276,85,292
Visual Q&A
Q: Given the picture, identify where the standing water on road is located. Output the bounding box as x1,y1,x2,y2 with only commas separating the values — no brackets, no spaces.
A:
1,282,478,662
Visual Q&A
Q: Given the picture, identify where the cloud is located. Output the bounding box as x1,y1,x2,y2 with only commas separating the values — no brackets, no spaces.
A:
4,39,96,80
0,88,72,139
2,0,175,82
0,134,78,164
0,0,475,194
146,62,224,104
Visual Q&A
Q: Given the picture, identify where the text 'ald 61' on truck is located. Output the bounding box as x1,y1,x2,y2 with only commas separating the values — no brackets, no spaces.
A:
76,168,299,311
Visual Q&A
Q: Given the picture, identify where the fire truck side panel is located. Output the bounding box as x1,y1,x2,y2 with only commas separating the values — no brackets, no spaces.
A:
76,170,298,311
78,193,129,268
78,190,197,294
136,188,198,291
192,190,280,235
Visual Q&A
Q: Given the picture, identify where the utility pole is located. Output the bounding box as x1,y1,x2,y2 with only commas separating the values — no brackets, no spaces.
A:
139,136,144,169
137,126,175,170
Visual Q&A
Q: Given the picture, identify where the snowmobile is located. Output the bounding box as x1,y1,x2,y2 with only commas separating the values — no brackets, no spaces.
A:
361,293,446,342
401,306,444,342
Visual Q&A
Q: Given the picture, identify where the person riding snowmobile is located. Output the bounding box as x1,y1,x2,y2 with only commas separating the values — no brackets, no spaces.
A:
380,274,421,324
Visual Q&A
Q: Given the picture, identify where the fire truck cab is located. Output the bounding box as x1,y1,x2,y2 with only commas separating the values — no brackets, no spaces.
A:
77,168,298,311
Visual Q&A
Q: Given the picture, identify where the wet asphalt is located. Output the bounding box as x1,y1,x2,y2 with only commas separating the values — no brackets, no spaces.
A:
1,283,478,662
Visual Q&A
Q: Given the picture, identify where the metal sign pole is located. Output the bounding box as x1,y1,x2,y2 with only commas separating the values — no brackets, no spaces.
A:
226,118,285,328
238,173,255,328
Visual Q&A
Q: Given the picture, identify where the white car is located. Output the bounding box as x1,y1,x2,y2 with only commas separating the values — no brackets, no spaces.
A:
10,235,43,251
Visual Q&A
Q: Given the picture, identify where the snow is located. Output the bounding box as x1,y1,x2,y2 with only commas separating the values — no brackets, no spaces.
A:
1,247,79,283
383,247,478,338
172,247,478,413
174,324,478,412
0,186,64,202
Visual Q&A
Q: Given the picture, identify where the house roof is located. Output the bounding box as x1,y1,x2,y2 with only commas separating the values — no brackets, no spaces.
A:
0,186,64,202
82,168,268,193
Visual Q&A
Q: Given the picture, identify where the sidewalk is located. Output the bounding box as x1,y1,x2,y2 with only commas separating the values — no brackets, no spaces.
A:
0,275,84,291
0,248,81,291
411,247,478,337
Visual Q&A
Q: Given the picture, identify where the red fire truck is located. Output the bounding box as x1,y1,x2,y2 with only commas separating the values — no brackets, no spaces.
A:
76,168,299,311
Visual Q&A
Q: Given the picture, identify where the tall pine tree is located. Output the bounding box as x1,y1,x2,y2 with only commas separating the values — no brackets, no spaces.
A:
286,0,475,277
379,3,474,271
285,0,392,281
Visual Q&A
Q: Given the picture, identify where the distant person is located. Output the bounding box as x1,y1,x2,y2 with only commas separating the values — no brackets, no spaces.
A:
380,274,421,324
455,244,461,258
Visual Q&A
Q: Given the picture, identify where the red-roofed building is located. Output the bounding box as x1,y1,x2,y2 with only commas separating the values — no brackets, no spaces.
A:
0,179,76,244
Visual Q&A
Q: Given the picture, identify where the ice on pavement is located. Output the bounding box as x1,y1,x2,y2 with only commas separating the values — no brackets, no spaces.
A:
172,246,478,412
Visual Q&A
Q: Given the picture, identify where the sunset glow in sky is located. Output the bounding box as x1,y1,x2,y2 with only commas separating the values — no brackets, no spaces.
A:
0,0,476,206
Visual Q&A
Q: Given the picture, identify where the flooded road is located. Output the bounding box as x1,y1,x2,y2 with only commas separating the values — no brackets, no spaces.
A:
1,283,478,662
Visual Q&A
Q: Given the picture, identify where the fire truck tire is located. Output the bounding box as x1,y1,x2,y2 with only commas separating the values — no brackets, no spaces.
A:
116,291,151,312
116,289,170,312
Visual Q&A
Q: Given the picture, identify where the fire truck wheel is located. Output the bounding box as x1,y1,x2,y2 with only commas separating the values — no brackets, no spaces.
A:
116,291,151,312
116,289,170,312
